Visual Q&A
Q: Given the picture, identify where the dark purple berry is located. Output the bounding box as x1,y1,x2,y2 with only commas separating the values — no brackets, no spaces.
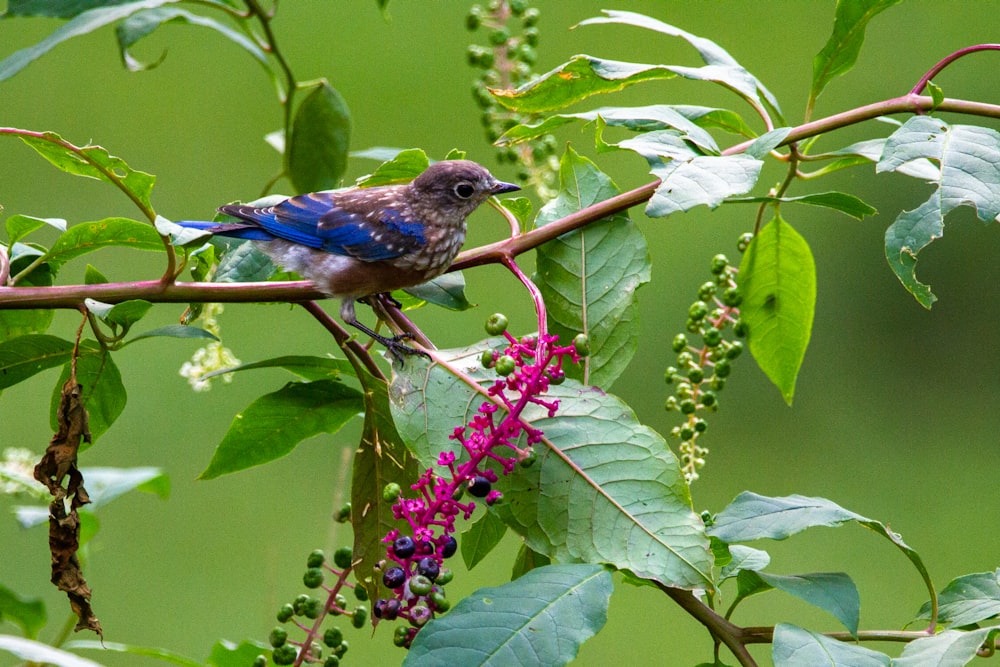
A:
440,535,458,559
392,536,416,559
373,599,386,619
382,566,406,589
416,557,441,581
382,598,401,621
468,475,491,498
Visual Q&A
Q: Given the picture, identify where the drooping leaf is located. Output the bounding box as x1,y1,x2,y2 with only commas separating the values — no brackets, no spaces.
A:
810,0,904,103
287,82,352,194
0,585,47,639
461,509,508,571
390,346,713,589
402,272,471,311
43,218,163,269
154,216,212,247
916,570,1000,628
491,55,678,114
350,367,421,605
738,215,815,404
578,10,781,113
771,623,890,667
126,324,219,344
116,7,267,72
16,131,156,211
80,466,170,508
202,354,354,382
405,564,613,667
876,116,1000,308
0,0,182,81
0,334,74,390
746,127,793,159
198,380,363,479
893,627,1000,667
535,147,650,388
49,341,126,443
5,214,67,247
0,636,104,667
758,572,860,636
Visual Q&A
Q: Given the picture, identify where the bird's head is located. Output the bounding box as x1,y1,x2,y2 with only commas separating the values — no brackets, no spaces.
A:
409,160,520,219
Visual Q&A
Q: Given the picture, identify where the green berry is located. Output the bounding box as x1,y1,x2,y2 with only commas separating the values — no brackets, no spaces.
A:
509,0,529,14
354,584,369,601
700,391,717,407
303,567,324,589
694,418,708,433
722,287,743,307
677,351,694,367
517,44,537,65
253,656,267,667
436,567,454,585
466,6,483,30
481,349,497,368
488,27,510,45
409,574,433,596
352,606,368,629
522,7,540,26
573,333,590,357
671,334,688,353
687,367,704,384
711,254,730,275
737,232,754,252
303,597,323,619
523,26,539,46
664,396,678,411
664,367,677,384
714,359,732,378
393,625,410,647
698,282,717,301
333,546,353,569
703,327,723,347
276,603,294,622
519,449,537,468
679,399,697,415
334,503,351,523
545,367,565,385
485,312,508,335
382,482,402,503
680,426,695,440
521,334,538,348
430,589,450,612
272,644,297,665
688,300,709,321
726,340,744,360
733,320,748,338
333,640,349,658
323,627,344,648
495,354,517,376
269,626,288,648
306,549,325,568
324,656,340,667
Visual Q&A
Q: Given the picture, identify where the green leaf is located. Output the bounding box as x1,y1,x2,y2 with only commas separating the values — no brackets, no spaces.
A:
719,544,770,582
461,509,508,571
206,640,271,667
154,215,212,246
511,544,551,580
5,214,66,246
807,138,938,181
404,564,613,667
84,298,152,329
83,264,109,284
746,128,793,159
198,380,363,479
759,572,860,636
5,0,148,18
876,117,1000,308
578,10,781,113
731,191,877,221
287,82,351,194
0,585,46,638
0,334,73,390
49,341,126,443
810,0,903,103
771,623,890,667
917,570,1000,628
647,154,763,217
927,80,945,109
0,256,54,338
893,627,1000,667
43,218,163,269
126,324,219,344
391,348,713,589
203,354,354,382
491,55,678,114
500,197,534,228
535,147,650,388
350,368,421,604
213,240,276,282
0,0,182,81
64,640,202,667
116,7,268,72
402,272,471,311
355,148,429,187
80,466,170,509
0,636,104,667
738,216,815,404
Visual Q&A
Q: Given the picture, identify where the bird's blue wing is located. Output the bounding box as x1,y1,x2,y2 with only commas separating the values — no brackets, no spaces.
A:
224,190,427,261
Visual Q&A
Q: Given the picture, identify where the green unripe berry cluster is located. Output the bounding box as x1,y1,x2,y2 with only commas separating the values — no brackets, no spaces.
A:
663,243,749,483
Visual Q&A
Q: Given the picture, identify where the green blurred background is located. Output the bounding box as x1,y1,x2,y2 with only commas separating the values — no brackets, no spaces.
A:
2,1,999,665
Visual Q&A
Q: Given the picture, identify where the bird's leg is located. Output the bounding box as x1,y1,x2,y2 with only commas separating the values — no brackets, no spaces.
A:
377,292,404,310
347,302,428,361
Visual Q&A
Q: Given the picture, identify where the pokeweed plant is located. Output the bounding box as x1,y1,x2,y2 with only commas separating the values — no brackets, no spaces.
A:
1,2,1000,667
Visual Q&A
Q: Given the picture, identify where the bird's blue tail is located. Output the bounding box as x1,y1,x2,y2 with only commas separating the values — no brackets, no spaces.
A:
173,220,275,241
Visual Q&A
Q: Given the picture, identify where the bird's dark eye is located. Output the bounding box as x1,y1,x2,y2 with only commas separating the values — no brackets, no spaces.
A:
454,182,476,199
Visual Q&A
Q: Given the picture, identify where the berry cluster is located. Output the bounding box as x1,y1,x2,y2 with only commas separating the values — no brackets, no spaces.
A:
466,0,559,197
258,547,366,666
664,241,750,483
372,315,584,648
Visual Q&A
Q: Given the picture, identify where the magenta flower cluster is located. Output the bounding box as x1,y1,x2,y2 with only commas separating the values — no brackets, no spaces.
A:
373,330,582,646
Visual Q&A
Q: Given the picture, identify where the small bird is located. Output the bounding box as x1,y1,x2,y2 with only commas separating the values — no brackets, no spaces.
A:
178,160,520,355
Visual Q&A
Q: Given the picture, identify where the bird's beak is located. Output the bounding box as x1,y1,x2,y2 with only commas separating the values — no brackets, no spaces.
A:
491,180,521,194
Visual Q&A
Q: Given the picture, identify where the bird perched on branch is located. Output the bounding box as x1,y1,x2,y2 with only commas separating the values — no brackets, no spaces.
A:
177,160,519,355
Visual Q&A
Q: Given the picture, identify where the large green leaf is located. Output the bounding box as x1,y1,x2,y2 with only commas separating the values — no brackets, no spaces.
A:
49,341,126,443
16,132,156,211
4,214,67,247
116,7,268,71
771,624,889,667
578,10,781,113
43,218,163,269
287,82,351,194
758,571,860,636
0,334,74,390
810,0,904,104
916,570,1000,628
404,564,612,667
0,0,181,79
390,346,712,589
893,627,1000,667
738,215,816,405
647,154,763,217
535,148,650,388
876,116,1000,308
0,585,46,639
350,367,420,605
198,380,363,479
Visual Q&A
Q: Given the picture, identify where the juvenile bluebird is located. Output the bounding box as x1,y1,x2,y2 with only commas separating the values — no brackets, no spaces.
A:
178,160,519,355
